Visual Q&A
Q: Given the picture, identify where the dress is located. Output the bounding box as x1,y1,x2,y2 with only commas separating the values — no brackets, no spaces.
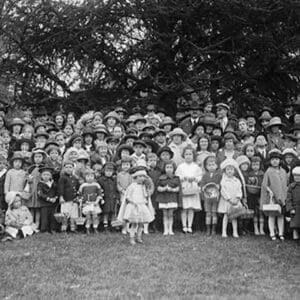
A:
79,182,102,215
175,162,202,210
119,182,154,224
156,174,182,209
218,174,243,214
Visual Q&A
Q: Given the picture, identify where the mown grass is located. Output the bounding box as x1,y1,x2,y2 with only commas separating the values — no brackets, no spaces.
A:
0,231,299,299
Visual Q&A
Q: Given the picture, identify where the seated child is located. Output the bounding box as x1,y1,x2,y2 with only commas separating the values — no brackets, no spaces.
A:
2,192,38,241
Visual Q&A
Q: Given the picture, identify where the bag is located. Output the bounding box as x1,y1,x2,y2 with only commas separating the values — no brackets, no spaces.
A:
240,204,254,219
182,181,199,196
203,183,220,203
227,201,247,220
54,206,68,224
262,192,282,217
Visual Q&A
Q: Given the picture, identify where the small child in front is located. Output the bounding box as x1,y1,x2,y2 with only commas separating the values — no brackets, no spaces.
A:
119,168,154,245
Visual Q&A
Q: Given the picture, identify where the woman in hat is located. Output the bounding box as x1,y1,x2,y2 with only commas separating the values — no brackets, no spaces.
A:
260,150,288,240
118,168,154,245
9,118,25,141
168,128,189,167
104,111,120,134
2,192,38,241
21,124,35,140
82,127,95,154
93,124,108,145
66,112,76,126
63,123,75,144
37,166,58,233
266,117,285,151
216,132,240,164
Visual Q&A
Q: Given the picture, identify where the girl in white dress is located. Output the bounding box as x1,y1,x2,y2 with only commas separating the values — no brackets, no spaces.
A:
175,145,203,233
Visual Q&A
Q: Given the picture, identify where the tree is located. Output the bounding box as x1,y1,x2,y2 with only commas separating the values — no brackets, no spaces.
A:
0,0,299,116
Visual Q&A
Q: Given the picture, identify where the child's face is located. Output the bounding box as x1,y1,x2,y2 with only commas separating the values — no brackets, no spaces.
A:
113,127,123,138
108,142,118,151
270,158,280,167
225,139,234,150
49,150,59,160
155,134,166,144
284,155,294,165
240,163,249,172
56,135,65,147
21,143,30,152
106,117,116,127
36,126,46,134
77,159,87,167
2,133,11,144
104,169,113,177
0,161,6,170
235,142,243,153
135,121,144,131
148,158,157,168
33,153,43,164
12,125,22,134
165,164,174,175
271,126,280,134
207,160,217,172
212,128,222,136
238,121,248,132
84,135,93,145
210,141,219,152
67,114,76,124
246,146,255,158
41,171,52,182
92,163,102,176
36,137,46,148
120,150,130,158
199,138,209,150
12,197,22,209
64,164,74,174
121,162,131,172
172,135,182,145
160,151,171,161
225,165,235,177
23,127,33,139
13,159,22,169
125,139,134,147
195,126,205,136
133,145,144,155
163,125,172,133
135,175,145,184
184,149,194,163
86,174,95,183
55,115,64,126
69,151,78,162
73,140,82,150
64,125,73,136
251,161,260,172
93,115,102,126
98,146,108,156
96,133,105,141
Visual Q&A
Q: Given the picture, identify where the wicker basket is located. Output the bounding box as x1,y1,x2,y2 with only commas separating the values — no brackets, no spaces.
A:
262,194,282,217
246,185,261,195
54,212,68,224
203,183,220,203
75,217,86,226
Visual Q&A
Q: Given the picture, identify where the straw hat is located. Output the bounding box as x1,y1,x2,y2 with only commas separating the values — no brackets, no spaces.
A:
169,128,187,141
9,118,25,128
266,117,283,128
104,111,120,123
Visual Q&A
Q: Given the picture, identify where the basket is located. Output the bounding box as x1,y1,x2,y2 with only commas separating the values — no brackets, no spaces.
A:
75,217,86,226
262,193,282,217
246,185,261,195
203,183,220,203
54,212,68,224
228,201,247,221
182,181,200,196
240,208,255,219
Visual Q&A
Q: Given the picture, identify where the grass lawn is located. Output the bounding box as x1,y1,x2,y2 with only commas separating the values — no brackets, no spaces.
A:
0,231,299,299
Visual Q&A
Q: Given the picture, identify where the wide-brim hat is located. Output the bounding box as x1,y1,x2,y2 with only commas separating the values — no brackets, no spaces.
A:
153,129,167,137
223,131,238,143
202,114,216,126
268,149,282,160
44,139,59,150
160,117,175,127
69,133,83,145
31,148,47,159
142,123,157,132
122,134,138,142
82,127,95,138
104,111,121,123
16,138,35,151
144,139,159,154
39,165,54,174
210,135,223,144
46,126,59,133
115,107,127,114
125,115,137,124
116,144,134,157
132,169,147,178
157,146,174,159
139,132,153,140
10,151,24,163
282,148,298,157
35,132,49,140
216,103,230,111
236,155,251,167
266,117,284,128
9,118,25,128
133,116,147,124
93,124,108,135
103,162,116,171
169,128,187,141
77,150,90,162
133,139,147,148
34,122,47,131
106,136,120,144
220,158,239,170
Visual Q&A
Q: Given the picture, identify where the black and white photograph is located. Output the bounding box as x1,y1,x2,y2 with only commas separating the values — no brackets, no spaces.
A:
0,0,299,298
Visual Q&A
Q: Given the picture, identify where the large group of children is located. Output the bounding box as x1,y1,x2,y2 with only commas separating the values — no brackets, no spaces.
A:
0,100,299,245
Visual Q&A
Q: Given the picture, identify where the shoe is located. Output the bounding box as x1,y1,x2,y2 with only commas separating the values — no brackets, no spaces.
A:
182,227,188,234
130,237,136,245
254,229,260,236
169,230,175,236
136,238,144,244
163,231,168,236
121,228,127,235
187,227,193,234
206,226,211,236
143,230,149,235
233,234,239,238
270,235,277,241
279,235,285,241
222,234,228,238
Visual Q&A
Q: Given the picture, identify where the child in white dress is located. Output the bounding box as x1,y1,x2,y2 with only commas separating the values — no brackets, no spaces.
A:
218,158,243,238
118,168,154,245
175,145,202,233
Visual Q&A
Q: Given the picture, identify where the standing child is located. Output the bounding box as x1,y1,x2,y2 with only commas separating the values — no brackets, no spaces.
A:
218,158,243,238
245,156,265,235
37,166,58,233
156,160,181,235
0,155,8,211
79,169,103,234
98,162,119,231
116,157,133,234
201,155,222,235
175,145,202,233
286,165,300,240
119,168,154,245
260,150,288,240
58,161,80,232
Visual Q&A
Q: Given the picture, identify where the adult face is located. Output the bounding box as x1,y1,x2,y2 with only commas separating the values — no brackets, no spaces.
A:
216,107,227,118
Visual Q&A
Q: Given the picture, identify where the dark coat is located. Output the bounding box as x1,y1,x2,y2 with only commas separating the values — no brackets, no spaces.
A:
98,176,119,214
58,173,80,202
37,181,58,207
286,182,300,229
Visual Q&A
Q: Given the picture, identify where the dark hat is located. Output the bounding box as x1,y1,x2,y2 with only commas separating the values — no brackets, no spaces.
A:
160,117,176,128
115,106,127,114
153,129,167,137
35,132,49,140
9,118,25,128
116,144,134,157
142,123,156,132
268,149,282,160
10,151,24,163
133,116,147,124
34,122,47,131
103,161,116,170
133,139,147,148
157,146,174,159
144,139,159,154
46,126,59,134
69,133,82,146
210,135,223,144
189,101,202,111
216,103,230,111
39,165,54,174
139,132,153,140
106,136,120,144
245,111,256,119
82,126,95,138
16,138,35,151
122,134,138,142
44,139,59,150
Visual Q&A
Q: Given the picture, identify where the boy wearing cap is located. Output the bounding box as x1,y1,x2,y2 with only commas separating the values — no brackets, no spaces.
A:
37,166,58,233
58,161,80,232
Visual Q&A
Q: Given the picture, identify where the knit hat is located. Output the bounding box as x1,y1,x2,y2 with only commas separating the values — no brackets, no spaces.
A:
236,155,251,167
